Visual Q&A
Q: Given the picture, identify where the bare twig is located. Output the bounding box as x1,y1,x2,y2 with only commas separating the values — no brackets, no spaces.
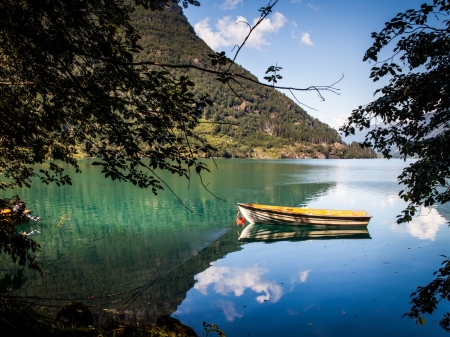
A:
229,0,279,68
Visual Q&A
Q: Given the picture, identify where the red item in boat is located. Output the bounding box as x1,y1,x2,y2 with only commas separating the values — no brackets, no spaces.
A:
236,215,246,226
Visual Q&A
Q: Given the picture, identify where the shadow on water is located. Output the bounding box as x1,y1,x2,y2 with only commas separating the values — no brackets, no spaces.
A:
86,223,372,322
4,222,373,324
5,228,242,323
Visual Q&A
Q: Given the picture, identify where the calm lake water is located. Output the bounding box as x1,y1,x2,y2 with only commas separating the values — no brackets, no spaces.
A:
2,159,450,336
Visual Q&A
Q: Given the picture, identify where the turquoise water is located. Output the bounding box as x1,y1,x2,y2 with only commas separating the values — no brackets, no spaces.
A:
2,159,450,335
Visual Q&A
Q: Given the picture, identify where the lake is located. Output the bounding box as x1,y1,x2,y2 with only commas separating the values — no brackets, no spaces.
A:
2,158,450,336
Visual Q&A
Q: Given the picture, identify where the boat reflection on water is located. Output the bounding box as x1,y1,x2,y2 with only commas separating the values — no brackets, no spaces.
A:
238,223,371,243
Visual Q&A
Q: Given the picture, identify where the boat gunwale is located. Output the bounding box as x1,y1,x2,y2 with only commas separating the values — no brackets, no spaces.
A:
237,203,373,220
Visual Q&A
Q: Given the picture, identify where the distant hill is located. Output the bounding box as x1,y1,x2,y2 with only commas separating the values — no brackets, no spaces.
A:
341,124,432,158
129,3,377,159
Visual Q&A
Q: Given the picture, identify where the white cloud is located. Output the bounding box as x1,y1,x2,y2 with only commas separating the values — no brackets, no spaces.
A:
331,113,351,130
194,265,283,303
292,30,315,47
291,0,302,3
194,12,287,50
300,32,314,46
219,0,243,11
292,21,298,28
307,2,319,10
193,18,228,50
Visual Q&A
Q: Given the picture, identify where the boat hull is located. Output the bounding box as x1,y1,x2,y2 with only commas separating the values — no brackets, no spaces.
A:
238,203,372,227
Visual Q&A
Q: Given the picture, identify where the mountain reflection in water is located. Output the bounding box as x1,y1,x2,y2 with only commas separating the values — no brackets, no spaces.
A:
238,224,371,243
106,224,372,320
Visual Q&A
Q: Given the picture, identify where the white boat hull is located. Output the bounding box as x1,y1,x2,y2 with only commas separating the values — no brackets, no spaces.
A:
238,203,372,227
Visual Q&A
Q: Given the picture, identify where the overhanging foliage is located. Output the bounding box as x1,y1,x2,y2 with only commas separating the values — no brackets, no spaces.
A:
340,0,450,224
0,0,212,193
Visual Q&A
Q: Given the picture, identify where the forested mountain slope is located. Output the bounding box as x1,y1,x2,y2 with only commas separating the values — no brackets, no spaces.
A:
130,3,376,159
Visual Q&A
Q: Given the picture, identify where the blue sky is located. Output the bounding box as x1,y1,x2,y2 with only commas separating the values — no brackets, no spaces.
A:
183,0,426,134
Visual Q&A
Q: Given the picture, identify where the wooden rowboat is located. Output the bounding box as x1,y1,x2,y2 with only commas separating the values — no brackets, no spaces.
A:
237,203,372,226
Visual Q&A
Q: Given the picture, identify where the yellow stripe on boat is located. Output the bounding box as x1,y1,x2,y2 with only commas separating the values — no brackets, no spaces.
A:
250,204,369,216
237,203,372,227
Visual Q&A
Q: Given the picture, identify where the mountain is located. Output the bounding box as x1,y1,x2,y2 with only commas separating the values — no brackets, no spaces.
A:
129,3,377,159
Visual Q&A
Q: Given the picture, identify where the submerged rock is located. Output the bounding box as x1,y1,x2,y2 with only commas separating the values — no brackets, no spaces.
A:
55,302,94,328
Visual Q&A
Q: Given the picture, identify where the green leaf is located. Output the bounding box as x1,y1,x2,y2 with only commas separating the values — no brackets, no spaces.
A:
419,316,426,326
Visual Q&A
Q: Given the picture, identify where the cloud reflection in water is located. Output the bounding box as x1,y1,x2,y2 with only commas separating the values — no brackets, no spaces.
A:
390,207,447,241
194,265,283,304
214,299,243,322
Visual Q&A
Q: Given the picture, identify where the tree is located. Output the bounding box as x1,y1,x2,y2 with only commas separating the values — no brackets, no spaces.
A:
340,0,450,329
0,0,207,272
341,0,450,224
1,0,211,193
